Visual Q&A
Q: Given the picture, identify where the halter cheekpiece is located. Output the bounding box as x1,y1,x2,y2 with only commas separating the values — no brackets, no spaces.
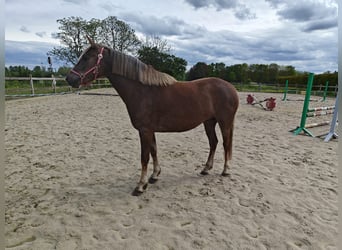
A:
70,47,104,84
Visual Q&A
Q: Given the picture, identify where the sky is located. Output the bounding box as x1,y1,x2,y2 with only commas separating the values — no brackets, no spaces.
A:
5,0,338,73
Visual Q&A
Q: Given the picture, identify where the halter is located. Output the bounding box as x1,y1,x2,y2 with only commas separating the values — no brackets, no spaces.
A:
70,47,104,84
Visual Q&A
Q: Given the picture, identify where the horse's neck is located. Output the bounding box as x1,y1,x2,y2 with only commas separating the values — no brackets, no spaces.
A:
108,74,145,107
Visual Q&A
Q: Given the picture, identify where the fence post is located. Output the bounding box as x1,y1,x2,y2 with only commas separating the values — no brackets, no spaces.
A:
29,74,35,96
293,73,315,136
282,79,288,101
51,74,57,94
321,81,328,102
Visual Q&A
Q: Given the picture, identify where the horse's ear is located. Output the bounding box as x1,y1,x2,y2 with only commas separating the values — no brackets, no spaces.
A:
86,35,96,47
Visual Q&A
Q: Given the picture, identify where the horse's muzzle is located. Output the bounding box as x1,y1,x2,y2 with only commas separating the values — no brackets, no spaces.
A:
65,73,80,88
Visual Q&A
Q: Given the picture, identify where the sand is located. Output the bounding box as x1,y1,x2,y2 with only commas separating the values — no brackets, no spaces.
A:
5,88,338,249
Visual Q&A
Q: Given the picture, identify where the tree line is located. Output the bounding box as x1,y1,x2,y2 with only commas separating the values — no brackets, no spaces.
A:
5,15,337,87
185,62,338,87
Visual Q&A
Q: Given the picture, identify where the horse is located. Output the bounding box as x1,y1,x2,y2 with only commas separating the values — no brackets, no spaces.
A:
66,37,239,196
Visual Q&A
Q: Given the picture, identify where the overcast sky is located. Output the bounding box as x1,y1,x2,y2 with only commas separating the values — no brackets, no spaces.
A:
5,0,338,73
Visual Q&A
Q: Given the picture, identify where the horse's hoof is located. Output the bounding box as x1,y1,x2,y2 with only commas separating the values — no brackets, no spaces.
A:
132,188,143,196
200,170,209,175
148,177,159,184
131,183,148,196
149,169,161,184
221,172,230,177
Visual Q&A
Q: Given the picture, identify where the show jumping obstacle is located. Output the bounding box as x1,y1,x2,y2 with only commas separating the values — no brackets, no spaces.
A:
292,73,338,141
246,94,276,111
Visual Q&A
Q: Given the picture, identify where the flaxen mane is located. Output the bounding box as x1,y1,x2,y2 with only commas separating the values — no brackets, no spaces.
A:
111,49,176,86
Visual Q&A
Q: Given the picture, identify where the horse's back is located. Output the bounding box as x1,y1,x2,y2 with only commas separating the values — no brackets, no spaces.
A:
188,77,239,112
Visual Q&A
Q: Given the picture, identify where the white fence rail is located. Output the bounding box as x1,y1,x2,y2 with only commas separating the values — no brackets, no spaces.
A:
5,75,111,98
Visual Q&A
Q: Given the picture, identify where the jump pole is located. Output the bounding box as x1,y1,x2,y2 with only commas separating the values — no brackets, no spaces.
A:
305,121,330,128
293,73,315,136
323,94,338,142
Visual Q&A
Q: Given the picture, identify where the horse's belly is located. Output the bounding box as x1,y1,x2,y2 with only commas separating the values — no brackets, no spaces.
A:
154,111,210,132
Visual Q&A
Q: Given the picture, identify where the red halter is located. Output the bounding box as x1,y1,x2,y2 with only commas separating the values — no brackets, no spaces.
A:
70,47,104,85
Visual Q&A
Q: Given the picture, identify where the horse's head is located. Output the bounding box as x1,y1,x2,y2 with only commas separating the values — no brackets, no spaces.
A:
66,36,107,88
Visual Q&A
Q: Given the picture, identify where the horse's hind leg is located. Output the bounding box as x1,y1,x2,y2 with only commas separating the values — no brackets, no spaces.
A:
149,133,161,184
201,119,218,175
219,121,234,176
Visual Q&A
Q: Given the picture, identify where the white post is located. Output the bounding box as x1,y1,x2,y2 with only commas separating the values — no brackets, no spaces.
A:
51,74,56,94
324,94,338,142
30,74,35,96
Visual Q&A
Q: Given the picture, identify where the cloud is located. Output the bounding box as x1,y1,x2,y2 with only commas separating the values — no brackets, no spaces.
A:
20,26,30,33
184,0,255,20
264,0,282,8
123,13,189,36
302,18,338,32
234,4,256,20
35,32,47,38
99,2,120,13
5,40,62,68
266,0,337,23
277,4,317,22
184,0,238,10
264,0,337,33
170,22,337,73
62,0,89,4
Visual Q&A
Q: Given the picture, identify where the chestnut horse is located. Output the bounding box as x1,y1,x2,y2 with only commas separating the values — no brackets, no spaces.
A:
66,37,239,196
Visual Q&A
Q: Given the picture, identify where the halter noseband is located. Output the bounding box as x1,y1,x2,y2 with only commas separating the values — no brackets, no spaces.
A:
70,47,104,84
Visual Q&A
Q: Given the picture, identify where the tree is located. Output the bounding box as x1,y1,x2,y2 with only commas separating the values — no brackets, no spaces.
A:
279,65,296,76
56,66,71,77
98,16,140,54
31,66,43,77
268,63,279,83
186,62,210,80
140,35,171,54
138,46,187,80
208,62,226,78
5,66,30,77
48,16,96,65
48,16,140,65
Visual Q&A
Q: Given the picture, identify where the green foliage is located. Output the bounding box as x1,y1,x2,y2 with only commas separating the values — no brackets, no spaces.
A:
5,65,70,78
5,66,31,77
278,71,338,90
186,62,210,80
48,16,93,65
99,16,141,53
48,16,140,65
138,46,187,80
186,62,327,84
56,66,72,76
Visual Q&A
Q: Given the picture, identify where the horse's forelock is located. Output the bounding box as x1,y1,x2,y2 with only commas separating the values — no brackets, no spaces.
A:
77,46,91,63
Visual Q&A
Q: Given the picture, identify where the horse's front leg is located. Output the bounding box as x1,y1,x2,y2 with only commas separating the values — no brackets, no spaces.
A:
132,129,153,196
149,133,161,184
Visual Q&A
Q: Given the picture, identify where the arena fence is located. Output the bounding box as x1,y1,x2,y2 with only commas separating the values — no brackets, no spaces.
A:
5,75,111,99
